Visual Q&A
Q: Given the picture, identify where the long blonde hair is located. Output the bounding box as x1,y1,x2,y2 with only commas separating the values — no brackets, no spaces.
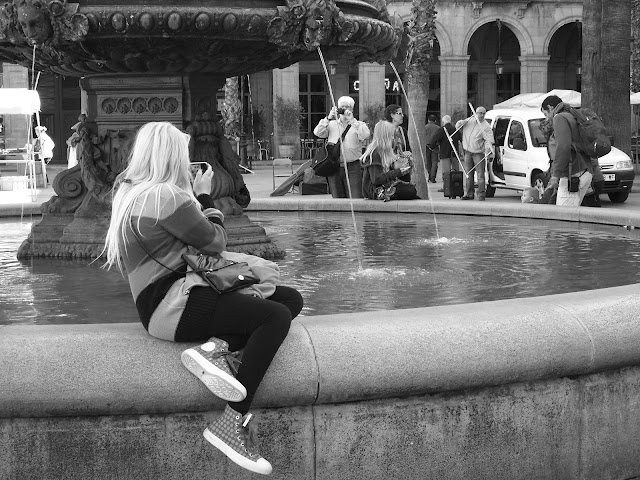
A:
361,120,397,171
102,122,193,271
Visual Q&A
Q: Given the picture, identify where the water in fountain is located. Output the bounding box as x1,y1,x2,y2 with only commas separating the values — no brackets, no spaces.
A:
3,212,640,325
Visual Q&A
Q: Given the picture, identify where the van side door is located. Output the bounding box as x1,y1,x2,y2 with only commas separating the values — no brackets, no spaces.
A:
502,118,529,188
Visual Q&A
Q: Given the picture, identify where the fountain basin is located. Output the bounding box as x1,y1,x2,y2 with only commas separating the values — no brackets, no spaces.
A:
2,283,640,479
2,200,640,479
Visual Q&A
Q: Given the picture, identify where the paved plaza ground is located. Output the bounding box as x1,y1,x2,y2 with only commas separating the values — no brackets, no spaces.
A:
1,160,640,216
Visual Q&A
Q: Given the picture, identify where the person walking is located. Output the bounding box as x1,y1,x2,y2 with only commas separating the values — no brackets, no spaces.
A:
424,114,440,183
540,95,592,206
460,106,494,201
313,96,370,198
427,114,462,192
102,122,303,476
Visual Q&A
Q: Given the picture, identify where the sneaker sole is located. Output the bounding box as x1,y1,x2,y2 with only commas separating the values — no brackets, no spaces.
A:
203,428,273,475
181,349,247,402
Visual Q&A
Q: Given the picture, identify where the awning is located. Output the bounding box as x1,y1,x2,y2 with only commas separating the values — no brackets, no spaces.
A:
493,89,582,109
0,88,41,115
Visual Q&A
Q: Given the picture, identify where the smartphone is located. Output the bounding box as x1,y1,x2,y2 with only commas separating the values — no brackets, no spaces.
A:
189,162,210,176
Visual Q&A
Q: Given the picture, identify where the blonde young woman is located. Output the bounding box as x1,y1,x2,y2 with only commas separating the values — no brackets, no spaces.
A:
103,122,303,476
361,119,415,200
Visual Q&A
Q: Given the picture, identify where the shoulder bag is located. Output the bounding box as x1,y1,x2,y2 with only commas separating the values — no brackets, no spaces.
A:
131,220,258,294
311,123,351,177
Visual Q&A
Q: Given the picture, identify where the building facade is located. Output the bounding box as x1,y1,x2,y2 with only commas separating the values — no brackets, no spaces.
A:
2,0,584,163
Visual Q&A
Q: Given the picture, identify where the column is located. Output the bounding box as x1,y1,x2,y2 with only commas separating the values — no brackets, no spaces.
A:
272,63,300,157
439,56,470,120
358,62,385,124
2,63,29,150
519,55,550,94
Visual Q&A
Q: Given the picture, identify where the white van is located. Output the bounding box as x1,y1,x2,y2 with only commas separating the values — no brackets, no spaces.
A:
484,107,634,203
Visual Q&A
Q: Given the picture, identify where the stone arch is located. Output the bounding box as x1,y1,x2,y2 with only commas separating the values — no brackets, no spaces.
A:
434,20,453,56
462,17,533,57
544,16,582,56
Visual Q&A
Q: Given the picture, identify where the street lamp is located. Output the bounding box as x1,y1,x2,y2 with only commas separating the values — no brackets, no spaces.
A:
495,57,504,77
328,60,338,76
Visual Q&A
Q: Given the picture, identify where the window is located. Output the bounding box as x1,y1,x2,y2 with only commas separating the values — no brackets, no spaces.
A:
508,120,527,150
496,73,521,105
426,74,441,122
300,73,327,137
528,119,547,148
493,117,510,147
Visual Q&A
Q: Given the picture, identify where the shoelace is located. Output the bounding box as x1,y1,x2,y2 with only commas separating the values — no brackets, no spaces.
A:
241,413,259,454
208,350,242,376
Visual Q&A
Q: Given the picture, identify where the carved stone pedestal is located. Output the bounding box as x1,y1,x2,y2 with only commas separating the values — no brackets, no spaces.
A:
17,73,285,260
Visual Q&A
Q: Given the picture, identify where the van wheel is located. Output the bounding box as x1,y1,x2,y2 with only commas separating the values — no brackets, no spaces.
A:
531,172,547,190
485,184,496,197
608,191,629,203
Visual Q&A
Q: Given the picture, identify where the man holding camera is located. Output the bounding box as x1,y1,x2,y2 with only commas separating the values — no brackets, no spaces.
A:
313,96,370,198
541,95,592,206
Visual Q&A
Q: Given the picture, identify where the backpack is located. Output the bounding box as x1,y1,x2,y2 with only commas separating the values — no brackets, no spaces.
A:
563,106,611,158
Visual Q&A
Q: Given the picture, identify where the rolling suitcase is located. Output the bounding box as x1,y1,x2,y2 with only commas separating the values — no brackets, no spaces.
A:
444,170,464,199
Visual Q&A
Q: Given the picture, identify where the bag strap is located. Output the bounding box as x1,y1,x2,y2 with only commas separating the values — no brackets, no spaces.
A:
338,123,352,144
130,218,181,274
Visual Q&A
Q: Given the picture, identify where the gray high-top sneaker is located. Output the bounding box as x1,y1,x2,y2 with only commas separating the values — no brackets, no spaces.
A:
204,405,273,475
181,337,247,402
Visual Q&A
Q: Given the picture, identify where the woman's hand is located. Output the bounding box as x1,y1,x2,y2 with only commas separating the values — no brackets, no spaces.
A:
192,167,214,196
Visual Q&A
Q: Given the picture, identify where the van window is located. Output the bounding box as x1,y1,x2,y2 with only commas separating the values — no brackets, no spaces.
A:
493,117,509,147
528,119,547,147
508,120,527,150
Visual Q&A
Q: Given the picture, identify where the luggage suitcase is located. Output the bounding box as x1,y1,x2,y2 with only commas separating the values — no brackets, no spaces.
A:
444,171,464,199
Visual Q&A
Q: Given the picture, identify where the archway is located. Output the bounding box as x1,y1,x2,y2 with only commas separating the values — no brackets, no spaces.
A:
467,21,521,110
547,21,582,92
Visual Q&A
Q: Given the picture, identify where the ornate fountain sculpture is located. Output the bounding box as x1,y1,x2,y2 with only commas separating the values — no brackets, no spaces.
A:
0,0,401,259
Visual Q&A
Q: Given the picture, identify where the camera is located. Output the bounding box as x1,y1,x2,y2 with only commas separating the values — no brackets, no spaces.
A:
336,107,346,115
568,176,580,193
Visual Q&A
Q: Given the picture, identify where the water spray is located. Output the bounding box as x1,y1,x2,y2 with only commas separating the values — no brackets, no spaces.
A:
317,46,364,270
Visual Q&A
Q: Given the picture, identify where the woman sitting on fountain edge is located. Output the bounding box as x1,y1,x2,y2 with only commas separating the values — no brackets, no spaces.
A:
102,122,303,476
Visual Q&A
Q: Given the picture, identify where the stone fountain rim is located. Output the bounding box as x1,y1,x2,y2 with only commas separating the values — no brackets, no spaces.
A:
1,199,640,419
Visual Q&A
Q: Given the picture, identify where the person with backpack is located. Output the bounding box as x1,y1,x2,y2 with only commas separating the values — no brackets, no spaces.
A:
541,95,592,206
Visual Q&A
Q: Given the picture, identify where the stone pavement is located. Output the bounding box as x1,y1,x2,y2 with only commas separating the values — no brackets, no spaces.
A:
1,160,640,217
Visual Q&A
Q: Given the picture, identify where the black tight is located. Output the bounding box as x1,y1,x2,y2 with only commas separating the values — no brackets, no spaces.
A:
204,286,303,414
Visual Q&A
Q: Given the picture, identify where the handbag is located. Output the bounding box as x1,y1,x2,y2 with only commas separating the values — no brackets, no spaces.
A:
131,220,258,294
311,123,351,177
182,253,259,294
374,179,418,202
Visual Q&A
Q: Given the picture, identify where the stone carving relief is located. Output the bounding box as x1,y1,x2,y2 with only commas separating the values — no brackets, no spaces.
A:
0,2,397,77
0,0,88,46
44,121,133,215
99,96,180,115
185,116,251,216
471,2,484,19
514,2,531,19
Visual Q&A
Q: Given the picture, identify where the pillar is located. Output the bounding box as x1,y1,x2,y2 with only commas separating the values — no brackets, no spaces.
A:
519,55,550,94
2,63,29,150
358,62,386,124
439,55,470,120
272,63,300,157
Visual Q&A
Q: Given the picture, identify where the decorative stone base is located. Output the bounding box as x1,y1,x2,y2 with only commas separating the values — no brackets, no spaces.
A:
17,212,285,260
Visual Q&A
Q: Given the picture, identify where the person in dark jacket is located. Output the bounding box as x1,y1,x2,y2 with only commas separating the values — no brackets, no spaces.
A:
541,95,592,206
428,114,462,192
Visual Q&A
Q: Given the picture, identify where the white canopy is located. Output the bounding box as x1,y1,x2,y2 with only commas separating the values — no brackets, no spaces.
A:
0,88,41,114
493,89,582,109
